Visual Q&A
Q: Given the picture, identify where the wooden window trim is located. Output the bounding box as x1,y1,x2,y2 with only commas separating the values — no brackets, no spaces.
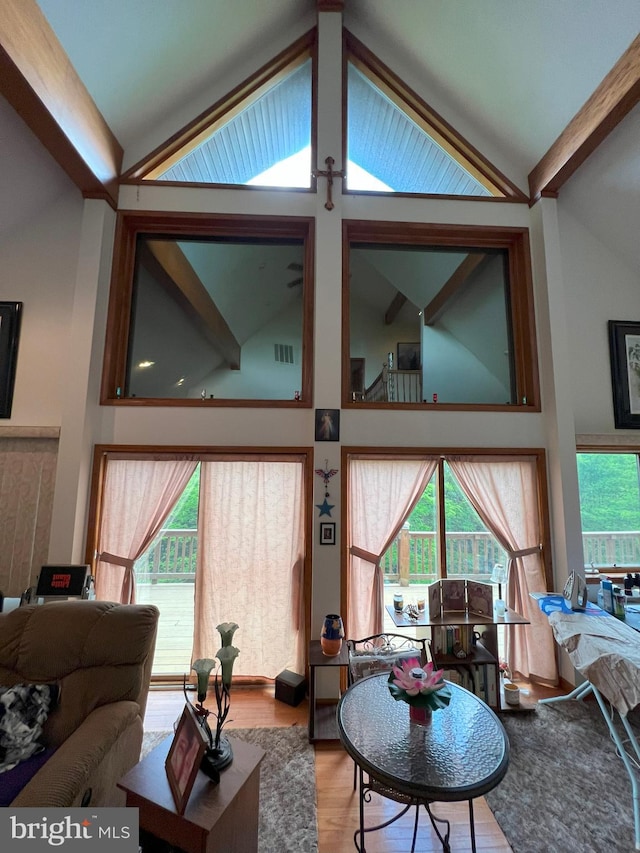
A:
101,210,315,408
123,29,318,187
343,31,528,203
341,220,540,412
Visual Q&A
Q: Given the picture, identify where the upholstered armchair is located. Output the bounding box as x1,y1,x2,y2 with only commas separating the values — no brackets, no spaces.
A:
0,599,158,807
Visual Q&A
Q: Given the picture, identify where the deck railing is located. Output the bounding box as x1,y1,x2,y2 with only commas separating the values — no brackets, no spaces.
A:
134,527,640,586
134,529,198,583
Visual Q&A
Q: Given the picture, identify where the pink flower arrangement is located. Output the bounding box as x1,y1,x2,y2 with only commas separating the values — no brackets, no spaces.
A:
387,658,451,711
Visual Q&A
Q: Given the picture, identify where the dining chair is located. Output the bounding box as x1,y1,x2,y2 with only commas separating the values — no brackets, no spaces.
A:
346,632,433,786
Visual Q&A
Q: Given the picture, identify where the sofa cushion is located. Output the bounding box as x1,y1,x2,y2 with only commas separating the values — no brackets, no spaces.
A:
0,683,58,773
0,746,56,806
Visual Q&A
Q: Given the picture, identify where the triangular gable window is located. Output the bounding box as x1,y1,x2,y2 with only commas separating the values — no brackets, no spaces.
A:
125,32,315,188
345,32,525,200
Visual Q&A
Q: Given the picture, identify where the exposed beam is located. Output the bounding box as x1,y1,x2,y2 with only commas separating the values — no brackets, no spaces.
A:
424,254,487,326
0,0,122,205
141,241,241,370
529,34,640,203
384,291,407,325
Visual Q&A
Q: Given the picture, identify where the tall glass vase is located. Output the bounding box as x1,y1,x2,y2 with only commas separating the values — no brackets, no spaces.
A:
320,614,344,656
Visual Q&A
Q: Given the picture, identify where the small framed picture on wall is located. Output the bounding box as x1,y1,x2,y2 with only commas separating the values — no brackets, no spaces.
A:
319,522,336,545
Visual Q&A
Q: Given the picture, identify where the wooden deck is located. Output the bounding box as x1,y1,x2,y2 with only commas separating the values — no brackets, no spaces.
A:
137,581,503,676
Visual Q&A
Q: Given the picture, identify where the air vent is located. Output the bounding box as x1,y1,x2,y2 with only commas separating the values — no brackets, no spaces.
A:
274,343,294,364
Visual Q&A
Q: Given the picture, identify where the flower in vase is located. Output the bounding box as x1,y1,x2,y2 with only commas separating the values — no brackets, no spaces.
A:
388,658,451,711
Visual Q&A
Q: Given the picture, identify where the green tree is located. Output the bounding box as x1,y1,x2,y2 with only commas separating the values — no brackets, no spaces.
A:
166,466,200,529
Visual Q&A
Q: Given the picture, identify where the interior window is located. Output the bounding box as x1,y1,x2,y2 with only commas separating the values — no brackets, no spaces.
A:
577,452,640,568
344,222,537,409
102,213,314,406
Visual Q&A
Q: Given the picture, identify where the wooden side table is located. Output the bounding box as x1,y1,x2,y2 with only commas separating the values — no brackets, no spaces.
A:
118,734,265,853
308,639,349,742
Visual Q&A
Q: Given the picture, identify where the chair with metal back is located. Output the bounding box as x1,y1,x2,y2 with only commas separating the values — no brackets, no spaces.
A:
346,632,433,783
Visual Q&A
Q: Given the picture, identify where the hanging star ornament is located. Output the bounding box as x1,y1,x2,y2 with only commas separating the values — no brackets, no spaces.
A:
315,498,335,517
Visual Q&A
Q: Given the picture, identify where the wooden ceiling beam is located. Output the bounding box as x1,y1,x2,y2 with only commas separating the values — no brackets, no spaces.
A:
424,254,486,326
0,0,122,206
529,34,640,203
384,291,408,325
142,241,241,370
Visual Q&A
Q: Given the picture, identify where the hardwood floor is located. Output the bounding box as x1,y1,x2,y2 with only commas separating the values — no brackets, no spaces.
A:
144,680,564,852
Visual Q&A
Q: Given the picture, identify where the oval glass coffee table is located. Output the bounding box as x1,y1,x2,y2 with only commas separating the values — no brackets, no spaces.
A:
337,672,509,852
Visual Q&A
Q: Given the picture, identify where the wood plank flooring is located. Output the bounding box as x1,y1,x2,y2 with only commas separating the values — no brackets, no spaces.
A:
143,683,550,852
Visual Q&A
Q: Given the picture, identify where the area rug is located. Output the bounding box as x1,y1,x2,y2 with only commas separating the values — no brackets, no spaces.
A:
485,698,639,853
141,725,317,853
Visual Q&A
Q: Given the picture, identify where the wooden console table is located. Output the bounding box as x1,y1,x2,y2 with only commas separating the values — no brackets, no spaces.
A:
118,734,265,853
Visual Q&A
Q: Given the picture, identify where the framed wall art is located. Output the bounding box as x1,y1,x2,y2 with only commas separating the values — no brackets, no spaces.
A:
396,342,420,370
319,522,336,545
0,302,22,418
315,408,340,441
608,320,640,429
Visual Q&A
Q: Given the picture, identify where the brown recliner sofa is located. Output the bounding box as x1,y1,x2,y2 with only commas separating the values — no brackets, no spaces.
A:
0,599,158,807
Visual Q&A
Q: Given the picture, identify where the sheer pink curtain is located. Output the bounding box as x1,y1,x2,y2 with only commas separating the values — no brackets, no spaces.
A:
193,459,305,678
448,456,558,684
348,458,436,641
95,459,198,604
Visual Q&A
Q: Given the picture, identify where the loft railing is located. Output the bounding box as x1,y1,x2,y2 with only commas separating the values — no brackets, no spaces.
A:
362,366,422,403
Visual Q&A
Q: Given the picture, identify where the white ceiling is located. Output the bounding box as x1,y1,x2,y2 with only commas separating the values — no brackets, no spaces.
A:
26,1,640,268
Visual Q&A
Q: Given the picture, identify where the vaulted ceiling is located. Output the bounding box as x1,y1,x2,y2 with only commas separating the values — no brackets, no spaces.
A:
1,1,639,265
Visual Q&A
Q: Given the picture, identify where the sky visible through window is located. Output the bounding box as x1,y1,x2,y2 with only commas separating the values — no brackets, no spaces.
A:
246,145,393,191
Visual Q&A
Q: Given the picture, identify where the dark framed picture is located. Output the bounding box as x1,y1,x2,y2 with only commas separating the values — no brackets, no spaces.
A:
315,408,340,441
608,321,640,429
165,703,208,814
396,342,420,370
320,521,336,545
0,302,22,418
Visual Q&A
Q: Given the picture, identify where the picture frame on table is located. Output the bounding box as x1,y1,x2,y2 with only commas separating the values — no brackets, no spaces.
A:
396,342,421,370
0,302,22,418
319,521,336,545
608,320,640,429
165,702,208,814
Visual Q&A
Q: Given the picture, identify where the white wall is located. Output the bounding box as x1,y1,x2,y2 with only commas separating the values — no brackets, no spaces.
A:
558,203,640,435
0,101,83,427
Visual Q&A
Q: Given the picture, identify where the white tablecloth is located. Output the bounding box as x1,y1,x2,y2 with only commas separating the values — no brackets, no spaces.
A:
549,611,640,716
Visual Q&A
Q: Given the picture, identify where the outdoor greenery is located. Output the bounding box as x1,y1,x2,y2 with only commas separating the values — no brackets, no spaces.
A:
166,467,200,529
408,464,485,533
139,454,640,582
577,453,640,531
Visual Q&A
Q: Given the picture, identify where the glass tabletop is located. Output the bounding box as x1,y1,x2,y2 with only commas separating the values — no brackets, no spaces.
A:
337,673,509,802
